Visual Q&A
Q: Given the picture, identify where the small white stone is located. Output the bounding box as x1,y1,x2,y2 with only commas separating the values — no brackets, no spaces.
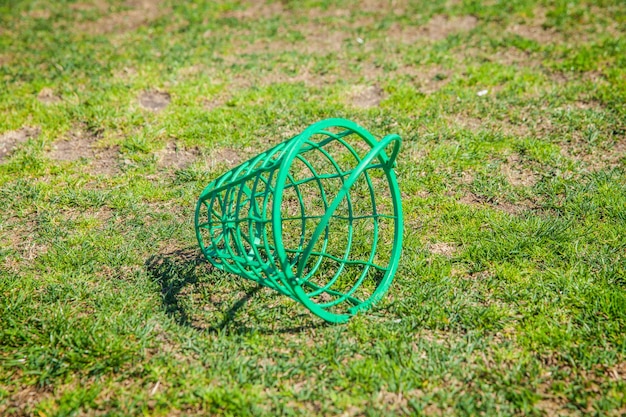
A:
477,89,489,96
356,37,364,44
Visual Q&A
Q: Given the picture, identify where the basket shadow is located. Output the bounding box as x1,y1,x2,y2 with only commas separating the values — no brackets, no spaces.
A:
145,247,326,335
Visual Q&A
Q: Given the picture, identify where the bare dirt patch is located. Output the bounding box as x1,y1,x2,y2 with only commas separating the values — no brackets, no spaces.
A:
303,30,347,54
0,53,11,67
210,147,243,167
50,131,98,162
478,46,542,69
360,0,407,15
501,153,539,186
350,85,384,108
237,27,347,56
49,129,120,175
459,191,535,214
1,216,47,272
0,385,54,417
459,192,482,206
113,66,137,80
447,115,484,132
76,0,164,35
37,87,61,104
139,90,170,111
0,127,40,161
222,1,284,20
27,9,51,19
202,95,228,110
389,14,478,43
495,201,525,215
429,242,457,257
507,24,559,44
444,113,530,139
561,137,626,172
69,0,109,12
410,65,451,94
157,142,199,169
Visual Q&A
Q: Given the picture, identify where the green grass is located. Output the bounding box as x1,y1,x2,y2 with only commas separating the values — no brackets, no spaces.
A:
1,0,625,415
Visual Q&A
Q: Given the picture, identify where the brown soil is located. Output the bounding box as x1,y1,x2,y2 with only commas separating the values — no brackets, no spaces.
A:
1,215,46,272
27,9,51,19
0,385,53,417
350,85,384,108
222,1,284,20
495,201,525,215
459,192,482,206
113,66,138,80
202,95,228,110
389,14,478,43
139,90,170,111
460,191,534,215
157,142,199,169
411,66,451,94
501,153,538,187
49,128,120,175
360,0,407,14
561,137,626,172
69,1,109,12
213,147,243,166
76,0,164,35
0,127,40,161
0,53,10,66
429,242,457,256
237,28,347,57
507,24,559,44
37,87,61,104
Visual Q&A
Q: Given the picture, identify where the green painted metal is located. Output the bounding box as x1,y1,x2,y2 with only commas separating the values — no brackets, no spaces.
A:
194,118,403,323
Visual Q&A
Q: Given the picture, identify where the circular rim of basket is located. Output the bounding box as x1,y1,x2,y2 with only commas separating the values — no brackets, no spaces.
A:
272,118,403,323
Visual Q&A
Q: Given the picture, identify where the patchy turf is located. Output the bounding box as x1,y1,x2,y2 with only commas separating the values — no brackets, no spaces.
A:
1,0,625,415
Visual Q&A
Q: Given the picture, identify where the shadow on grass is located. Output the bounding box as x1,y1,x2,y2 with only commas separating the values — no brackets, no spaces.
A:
145,247,325,335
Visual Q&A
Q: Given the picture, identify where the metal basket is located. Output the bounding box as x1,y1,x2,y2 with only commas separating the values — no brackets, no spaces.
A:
194,118,403,323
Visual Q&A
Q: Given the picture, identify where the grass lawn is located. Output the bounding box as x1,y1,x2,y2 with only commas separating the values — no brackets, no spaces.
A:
1,0,625,415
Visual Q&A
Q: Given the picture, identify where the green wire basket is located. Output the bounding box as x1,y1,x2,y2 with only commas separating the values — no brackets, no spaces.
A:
194,118,403,323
